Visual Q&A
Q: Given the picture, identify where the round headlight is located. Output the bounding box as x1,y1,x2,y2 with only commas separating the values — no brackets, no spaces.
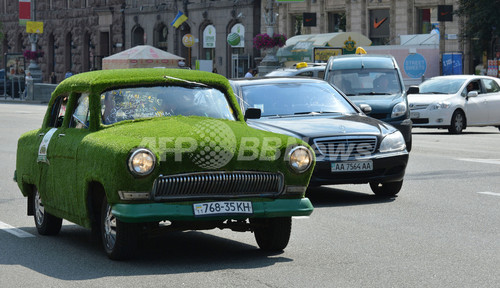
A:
391,102,407,118
379,131,406,153
288,146,313,173
128,148,156,176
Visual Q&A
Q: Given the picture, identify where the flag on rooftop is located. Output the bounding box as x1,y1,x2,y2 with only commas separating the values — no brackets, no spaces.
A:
171,11,188,28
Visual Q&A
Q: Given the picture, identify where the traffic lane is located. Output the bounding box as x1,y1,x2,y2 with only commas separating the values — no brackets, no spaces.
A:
305,149,500,287
411,126,500,158
0,104,46,229
0,224,271,277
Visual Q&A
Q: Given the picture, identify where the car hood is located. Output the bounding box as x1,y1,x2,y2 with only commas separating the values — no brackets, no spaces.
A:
247,114,395,140
348,94,404,114
408,93,455,105
82,116,313,186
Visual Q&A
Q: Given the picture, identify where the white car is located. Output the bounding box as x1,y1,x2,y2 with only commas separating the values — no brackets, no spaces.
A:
408,75,500,134
265,63,326,79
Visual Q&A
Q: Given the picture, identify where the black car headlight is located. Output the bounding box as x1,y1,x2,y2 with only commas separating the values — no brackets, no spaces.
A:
287,146,313,173
128,148,156,176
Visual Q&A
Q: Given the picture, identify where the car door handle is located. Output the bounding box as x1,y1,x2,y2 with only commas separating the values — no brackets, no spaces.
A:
58,134,66,137
38,133,45,137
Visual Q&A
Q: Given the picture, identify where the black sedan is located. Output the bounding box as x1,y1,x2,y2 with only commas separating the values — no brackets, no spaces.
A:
230,77,409,197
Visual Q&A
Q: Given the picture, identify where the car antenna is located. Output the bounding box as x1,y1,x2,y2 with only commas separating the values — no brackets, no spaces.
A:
163,75,208,87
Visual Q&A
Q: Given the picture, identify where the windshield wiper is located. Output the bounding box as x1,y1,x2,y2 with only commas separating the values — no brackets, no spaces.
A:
163,76,208,88
294,111,340,115
366,91,393,95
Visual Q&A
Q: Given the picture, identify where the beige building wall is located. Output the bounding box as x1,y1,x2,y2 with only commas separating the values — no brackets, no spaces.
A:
268,0,470,74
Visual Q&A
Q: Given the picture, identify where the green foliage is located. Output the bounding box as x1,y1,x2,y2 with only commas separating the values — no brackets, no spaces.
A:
16,68,315,228
456,0,500,56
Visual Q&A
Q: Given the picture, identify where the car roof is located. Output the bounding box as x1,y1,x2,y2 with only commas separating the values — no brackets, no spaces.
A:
266,66,325,76
52,68,231,96
230,76,328,86
328,54,396,69
427,75,498,81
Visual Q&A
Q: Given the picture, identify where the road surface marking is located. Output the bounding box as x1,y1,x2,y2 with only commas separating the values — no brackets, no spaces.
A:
0,221,35,238
457,158,500,165
477,192,500,197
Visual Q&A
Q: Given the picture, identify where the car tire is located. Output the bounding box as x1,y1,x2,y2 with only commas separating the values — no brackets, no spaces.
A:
252,217,291,252
33,187,62,235
101,198,138,260
448,110,465,134
369,180,403,197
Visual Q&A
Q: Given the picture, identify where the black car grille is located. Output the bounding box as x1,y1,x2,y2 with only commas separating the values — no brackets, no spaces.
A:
412,118,429,124
152,171,284,200
313,136,378,157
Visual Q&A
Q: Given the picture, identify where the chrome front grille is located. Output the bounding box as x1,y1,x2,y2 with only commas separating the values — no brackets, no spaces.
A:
313,136,377,157
409,104,429,110
152,171,284,200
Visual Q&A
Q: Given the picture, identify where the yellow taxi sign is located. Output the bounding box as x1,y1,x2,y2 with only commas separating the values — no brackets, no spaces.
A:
355,47,367,55
26,21,44,34
295,62,308,69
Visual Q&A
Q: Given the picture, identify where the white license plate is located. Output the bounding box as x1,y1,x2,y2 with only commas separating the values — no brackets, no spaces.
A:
193,201,253,216
331,161,373,172
410,111,420,118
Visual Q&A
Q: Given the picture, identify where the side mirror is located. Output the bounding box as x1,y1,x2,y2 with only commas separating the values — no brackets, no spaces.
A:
407,86,419,95
244,108,261,120
467,91,478,98
358,104,372,114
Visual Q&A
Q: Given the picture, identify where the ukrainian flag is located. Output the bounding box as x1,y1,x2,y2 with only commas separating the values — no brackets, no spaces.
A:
171,11,188,28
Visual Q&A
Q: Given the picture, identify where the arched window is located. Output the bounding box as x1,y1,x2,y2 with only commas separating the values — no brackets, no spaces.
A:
154,22,168,51
48,33,56,74
65,32,73,74
16,33,23,52
132,25,145,47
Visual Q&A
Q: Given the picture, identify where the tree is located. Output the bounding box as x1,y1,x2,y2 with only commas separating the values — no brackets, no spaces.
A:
456,0,500,58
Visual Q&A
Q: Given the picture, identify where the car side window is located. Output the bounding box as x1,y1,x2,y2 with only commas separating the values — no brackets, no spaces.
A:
464,80,481,96
69,94,90,129
481,79,500,94
48,95,69,128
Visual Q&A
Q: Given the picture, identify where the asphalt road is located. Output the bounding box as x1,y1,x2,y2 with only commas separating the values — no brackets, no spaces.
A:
1,103,499,287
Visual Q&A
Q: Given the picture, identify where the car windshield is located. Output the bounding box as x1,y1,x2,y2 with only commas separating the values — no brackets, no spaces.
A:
327,69,402,96
418,78,466,94
101,86,235,124
240,82,356,116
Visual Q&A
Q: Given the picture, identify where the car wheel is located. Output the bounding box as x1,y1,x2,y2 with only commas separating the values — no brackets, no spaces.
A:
33,187,62,235
369,180,403,197
448,110,465,134
251,217,291,252
101,198,138,260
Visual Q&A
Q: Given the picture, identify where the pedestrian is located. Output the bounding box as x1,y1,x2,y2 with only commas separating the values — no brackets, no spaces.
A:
245,68,254,78
252,69,258,77
65,70,73,79
212,67,218,74
23,72,33,99
50,72,57,84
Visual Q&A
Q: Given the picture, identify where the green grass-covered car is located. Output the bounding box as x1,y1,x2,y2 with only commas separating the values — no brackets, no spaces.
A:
15,68,315,260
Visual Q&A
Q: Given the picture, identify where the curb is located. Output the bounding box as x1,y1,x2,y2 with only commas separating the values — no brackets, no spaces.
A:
0,97,47,105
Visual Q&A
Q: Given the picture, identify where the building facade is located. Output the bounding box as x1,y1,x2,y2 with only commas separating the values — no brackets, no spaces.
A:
0,0,484,84
270,0,474,74
0,0,262,82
